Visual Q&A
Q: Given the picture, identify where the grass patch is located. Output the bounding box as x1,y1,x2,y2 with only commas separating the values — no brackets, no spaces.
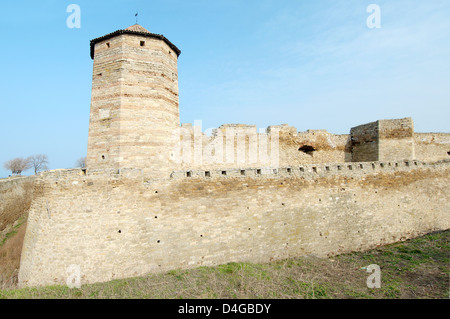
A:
1,230,448,299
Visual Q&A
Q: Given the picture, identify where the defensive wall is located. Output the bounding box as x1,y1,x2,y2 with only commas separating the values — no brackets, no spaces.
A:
18,159,450,287
10,24,450,288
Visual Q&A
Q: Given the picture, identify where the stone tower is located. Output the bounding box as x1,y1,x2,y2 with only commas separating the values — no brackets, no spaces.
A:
86,24,181,177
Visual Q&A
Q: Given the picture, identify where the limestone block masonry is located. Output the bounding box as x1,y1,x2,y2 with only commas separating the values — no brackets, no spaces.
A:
18,161,450,287
13,25,450,287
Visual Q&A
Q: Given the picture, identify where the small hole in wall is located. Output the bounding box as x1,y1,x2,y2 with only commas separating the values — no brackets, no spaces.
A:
200,235,203,238
102,155,105,160
222,171,227,176
299,167,305,172
140,41,145,47
154,216,157,219
298,145,316,155
287,168,292,174
205,171,211,177
157,240,160,243
241,170,246,176
186,171,192,177
447,151,450,155
118,230,121,233
256,169,262,175
106,42,110,48
155,191,158,194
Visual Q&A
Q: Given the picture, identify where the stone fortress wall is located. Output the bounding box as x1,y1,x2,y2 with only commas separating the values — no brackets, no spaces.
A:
17,158,450,287
13,24,450,287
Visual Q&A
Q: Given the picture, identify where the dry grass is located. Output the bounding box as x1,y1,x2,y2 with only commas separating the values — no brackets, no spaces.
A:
0,221,27,289
0,177,34,289
1,230,448,299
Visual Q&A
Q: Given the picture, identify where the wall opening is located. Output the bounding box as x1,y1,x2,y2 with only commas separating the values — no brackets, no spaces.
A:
298,145,316,156
186,171,192,178
205,171,211,177
106,42,110,48
256,169,262,175
140,41,145,47
240,170,246,176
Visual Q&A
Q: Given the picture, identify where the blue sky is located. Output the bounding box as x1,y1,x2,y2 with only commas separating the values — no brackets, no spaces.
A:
1,0,449,177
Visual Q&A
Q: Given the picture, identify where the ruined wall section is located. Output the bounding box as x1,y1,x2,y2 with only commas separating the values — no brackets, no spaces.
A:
19,161,450,287
414,133,450,162
350,121,379,162
350,118,415,162
378,118,415,162
171,123,351,172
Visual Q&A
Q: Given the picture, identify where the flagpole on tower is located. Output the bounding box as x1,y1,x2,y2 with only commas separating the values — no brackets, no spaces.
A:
135,12,138,24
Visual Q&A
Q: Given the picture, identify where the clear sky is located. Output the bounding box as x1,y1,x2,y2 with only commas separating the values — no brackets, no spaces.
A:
1,0,449,178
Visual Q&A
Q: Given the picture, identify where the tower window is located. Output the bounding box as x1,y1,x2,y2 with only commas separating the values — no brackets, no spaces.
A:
106,42,110,48
140,41,145,47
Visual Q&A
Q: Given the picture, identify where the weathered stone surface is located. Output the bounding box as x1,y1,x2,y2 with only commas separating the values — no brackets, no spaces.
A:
18,161,450,287
11,25,450,288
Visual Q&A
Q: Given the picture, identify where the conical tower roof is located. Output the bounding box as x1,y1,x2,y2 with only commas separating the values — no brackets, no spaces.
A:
125,24,151,33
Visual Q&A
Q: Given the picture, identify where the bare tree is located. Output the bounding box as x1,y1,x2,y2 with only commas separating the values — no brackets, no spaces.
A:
3,158,31,175
28,154,49,174
75,157,86,168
